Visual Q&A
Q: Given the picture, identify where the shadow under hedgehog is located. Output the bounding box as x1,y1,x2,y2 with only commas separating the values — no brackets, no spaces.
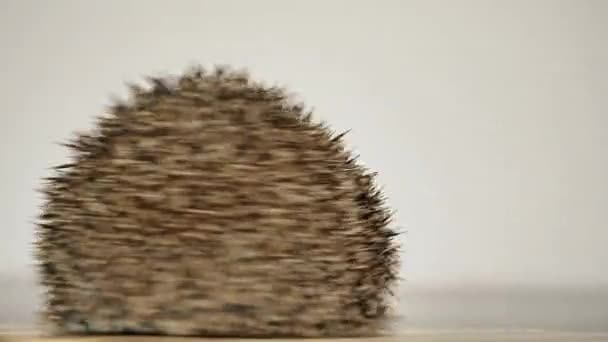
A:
36,65,401,338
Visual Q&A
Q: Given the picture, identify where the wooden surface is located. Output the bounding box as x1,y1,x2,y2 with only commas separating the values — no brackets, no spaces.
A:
3,331,608,342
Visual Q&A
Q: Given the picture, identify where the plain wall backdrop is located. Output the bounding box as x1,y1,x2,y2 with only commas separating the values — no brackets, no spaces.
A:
1,0,607,305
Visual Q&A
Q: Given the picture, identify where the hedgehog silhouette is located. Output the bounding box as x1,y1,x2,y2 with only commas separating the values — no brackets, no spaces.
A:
35,65,400,338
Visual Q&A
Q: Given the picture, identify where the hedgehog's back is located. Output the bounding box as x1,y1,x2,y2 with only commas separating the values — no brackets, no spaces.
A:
36,67,399,337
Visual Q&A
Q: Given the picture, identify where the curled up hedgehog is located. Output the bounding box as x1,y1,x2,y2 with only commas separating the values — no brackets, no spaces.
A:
36,65,401,338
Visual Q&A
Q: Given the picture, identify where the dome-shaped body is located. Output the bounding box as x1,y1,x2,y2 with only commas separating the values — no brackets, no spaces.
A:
36,66,400,337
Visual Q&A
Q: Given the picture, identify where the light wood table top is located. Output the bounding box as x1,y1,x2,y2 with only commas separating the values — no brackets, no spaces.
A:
2,330,608,342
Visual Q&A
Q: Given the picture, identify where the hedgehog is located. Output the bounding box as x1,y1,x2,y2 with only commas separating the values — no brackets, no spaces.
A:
35,65,400,338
